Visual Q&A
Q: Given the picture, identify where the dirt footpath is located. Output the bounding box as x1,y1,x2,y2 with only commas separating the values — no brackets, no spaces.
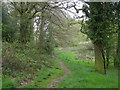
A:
46,53,71,88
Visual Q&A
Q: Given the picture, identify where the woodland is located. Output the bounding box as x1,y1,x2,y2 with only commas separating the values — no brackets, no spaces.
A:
1,0,120,88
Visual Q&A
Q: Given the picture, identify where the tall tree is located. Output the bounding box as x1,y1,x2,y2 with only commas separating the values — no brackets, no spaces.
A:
10,2,38,43
2,2,16,42
81,2,116,74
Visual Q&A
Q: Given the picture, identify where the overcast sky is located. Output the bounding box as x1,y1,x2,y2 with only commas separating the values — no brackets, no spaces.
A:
61,0,85,20
65,2,84,20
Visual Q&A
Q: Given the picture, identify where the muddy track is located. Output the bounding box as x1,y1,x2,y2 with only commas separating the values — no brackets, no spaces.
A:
46,53,71,88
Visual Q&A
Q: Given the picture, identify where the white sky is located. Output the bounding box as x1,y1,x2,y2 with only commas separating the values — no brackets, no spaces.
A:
64,1,84,20
61,0,85,20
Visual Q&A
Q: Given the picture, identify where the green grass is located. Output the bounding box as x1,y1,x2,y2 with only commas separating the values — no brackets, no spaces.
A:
56,51,118,88
0,78,1,90
2,76,19,88
24,57,65,88
2,56,65,88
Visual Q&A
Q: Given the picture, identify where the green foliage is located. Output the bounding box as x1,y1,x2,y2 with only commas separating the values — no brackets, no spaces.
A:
52,23,87,47
82,2,118,49
2,3,17,42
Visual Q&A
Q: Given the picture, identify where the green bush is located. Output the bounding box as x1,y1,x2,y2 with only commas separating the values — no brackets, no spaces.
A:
2,42,53,74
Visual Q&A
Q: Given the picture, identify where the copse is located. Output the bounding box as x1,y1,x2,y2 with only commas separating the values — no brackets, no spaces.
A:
5,1,68,54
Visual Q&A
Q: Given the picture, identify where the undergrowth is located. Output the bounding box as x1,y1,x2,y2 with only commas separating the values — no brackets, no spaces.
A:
2,42,54,88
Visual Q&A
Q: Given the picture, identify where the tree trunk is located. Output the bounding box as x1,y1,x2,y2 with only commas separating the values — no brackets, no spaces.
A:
94,43,106,74
47,24,54,54
19,16,30,43
28,19,34,42
106,49,110,69
38,12,46,53
114,27,120,69
114,2,120,69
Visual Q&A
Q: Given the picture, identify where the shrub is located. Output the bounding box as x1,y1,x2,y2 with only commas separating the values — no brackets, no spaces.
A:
2,42,53,75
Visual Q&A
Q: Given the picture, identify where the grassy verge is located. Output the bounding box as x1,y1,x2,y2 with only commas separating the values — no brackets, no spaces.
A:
24,57,65,88
56,51,118,88
2,42,60,88
2,54,65,88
